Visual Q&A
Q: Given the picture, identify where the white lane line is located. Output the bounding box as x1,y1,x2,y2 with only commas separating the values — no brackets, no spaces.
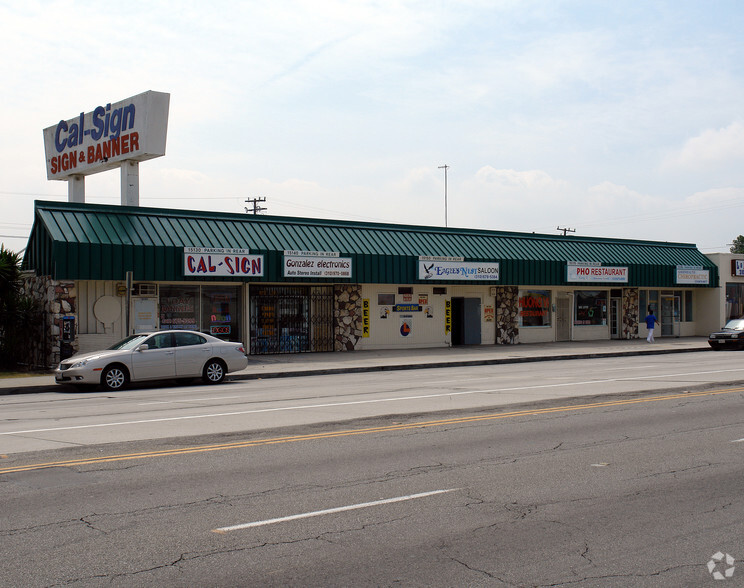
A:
3,367,744,436
138,396,241,406
731,438,744,443
212,489,458,533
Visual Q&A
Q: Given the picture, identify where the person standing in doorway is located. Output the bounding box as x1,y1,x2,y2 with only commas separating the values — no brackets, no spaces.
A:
645,307,659,342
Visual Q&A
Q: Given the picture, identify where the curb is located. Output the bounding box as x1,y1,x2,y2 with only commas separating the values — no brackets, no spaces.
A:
0,346,710,396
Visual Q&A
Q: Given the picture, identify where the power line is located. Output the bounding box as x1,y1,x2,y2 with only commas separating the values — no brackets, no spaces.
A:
245,197,267,215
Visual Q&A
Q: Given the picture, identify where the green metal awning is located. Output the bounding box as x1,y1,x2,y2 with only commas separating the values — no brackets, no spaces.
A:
22,200,719,288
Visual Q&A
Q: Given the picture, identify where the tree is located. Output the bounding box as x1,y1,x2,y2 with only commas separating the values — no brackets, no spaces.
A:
0,245,22,309
0,246,42,369
731,235,744,254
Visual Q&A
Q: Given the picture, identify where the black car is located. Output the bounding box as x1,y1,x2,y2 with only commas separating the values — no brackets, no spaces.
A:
708,319,744,350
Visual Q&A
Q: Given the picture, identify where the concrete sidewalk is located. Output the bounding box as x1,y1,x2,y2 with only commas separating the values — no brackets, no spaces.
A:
0,337,712,396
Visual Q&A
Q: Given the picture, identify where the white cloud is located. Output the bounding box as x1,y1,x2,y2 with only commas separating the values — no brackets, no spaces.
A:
662,122,744,172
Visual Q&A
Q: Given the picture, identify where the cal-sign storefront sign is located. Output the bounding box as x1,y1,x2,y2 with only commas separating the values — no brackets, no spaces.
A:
676,266,709,285
419,260,500,281
184,248,263,277
283,250,352,278
567,263,628,283
43,91,170,180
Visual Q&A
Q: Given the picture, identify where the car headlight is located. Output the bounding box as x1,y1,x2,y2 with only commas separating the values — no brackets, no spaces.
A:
69,359,89,369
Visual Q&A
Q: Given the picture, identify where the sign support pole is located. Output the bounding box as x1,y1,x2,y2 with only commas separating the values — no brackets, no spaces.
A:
68,175,85,203
121,161,140,207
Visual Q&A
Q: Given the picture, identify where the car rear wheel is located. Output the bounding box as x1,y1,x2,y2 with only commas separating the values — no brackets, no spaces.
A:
101,365,129,391
203,359,226,384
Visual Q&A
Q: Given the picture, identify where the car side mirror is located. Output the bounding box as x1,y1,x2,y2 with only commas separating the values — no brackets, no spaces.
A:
137,344,149,351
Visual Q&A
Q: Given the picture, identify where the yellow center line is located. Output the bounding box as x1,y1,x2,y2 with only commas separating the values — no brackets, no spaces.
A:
1,386,742,475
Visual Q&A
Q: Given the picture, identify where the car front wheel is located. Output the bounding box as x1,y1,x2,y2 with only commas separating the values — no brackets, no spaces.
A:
203,360,226,384
101,365,129,391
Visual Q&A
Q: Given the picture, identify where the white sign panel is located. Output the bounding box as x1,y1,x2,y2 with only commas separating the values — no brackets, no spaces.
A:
567,265,628,283
284,255,352,278
184,248,263,277
44,90,170,180
734,260,744,277
284,250,339,258
419,261,500,281
676,268,709,285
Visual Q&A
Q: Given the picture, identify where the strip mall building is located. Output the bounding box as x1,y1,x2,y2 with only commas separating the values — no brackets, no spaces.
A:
21,199,725,366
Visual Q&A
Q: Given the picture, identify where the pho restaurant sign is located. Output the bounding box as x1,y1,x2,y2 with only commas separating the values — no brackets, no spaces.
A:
43,90,170,180
567,262,628,283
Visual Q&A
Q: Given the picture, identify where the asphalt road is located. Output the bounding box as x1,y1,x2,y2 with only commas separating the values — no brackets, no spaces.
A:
2,353,744,586
1,350,743,454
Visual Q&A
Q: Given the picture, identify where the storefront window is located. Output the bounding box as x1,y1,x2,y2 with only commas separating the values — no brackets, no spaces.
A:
159,286,199,331
250,286,317,354
519,290,551,327
159,285,242,341
726,284,744,321
684,291,693,322
574,290,607,326
201,287,241,340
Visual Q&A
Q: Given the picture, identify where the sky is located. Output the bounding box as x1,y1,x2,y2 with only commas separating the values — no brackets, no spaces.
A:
2,0,744,255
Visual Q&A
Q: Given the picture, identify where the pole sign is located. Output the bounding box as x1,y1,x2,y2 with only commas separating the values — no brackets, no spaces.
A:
43,91,170,180
184,248,263,277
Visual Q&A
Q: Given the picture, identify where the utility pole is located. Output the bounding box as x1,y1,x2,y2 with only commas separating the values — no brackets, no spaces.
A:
245,197,267,215
438,165,449,227
557,226,576,236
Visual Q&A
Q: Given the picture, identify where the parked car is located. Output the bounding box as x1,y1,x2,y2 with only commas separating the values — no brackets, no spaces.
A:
708,319,744,350
55,330,249,390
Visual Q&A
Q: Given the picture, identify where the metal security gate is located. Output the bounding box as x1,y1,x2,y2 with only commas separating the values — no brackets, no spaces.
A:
249,286,334,354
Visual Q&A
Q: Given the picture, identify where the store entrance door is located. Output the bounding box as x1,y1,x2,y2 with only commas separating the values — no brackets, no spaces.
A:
556,294,571,341
451,297,481,345
250,286,334,354
661,294,680,337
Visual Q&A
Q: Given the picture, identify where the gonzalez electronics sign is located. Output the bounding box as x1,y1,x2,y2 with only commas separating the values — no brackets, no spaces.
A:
43,91,170,180
184,248,264,277
283,251,352,278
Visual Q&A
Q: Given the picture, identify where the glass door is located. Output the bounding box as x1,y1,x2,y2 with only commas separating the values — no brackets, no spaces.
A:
660,294,680,337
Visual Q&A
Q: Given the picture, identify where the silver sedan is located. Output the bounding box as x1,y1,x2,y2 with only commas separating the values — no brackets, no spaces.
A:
55,330,249,390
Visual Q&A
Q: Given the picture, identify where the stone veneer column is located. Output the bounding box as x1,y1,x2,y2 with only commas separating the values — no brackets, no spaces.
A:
494,286,519,344
22,273,77,367
334,284,363,351
622,288,639,339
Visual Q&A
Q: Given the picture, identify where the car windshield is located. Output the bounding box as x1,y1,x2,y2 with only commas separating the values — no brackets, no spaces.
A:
107,334,151,350
723,319,744,331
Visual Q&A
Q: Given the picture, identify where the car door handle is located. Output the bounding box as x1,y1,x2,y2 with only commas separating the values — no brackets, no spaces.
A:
165,351,175,355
